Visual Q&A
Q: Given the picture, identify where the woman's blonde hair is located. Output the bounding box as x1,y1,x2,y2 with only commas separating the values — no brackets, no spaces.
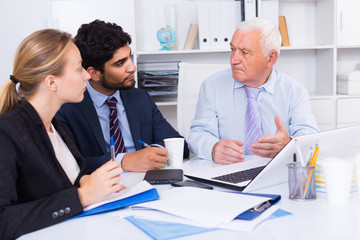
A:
0,29,72,114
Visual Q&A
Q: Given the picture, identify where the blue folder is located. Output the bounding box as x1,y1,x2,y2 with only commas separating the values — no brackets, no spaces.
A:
125,216,217,240
235,192,281,220
72,188,159,219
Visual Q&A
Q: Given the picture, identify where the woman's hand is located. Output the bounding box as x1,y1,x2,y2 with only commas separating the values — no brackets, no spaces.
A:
77,160,126,208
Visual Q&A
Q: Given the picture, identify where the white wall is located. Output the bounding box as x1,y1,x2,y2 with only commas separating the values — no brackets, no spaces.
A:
0,0,51,87
0,0,135,88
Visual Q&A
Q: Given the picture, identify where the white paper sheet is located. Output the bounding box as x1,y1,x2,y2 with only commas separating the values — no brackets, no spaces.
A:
84,181,154,211
131,187,270,226
108,205,279,232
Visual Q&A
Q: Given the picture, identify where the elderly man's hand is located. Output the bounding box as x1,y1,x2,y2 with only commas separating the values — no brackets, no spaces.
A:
211,139,245,164
250,115,291,158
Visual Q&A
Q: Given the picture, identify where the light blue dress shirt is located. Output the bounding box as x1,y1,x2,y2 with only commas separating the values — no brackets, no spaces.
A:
188,68,319,160
86,81,135,163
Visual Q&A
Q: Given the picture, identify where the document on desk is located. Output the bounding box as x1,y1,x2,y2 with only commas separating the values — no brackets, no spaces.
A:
131,187,271,227
110,204,279,233
84,181,155,211
72,181,159,219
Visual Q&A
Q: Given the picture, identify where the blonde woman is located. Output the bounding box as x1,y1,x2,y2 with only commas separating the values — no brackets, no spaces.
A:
0,29,125,240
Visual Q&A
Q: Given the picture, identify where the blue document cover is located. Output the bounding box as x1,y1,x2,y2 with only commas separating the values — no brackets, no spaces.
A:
125,216,216,240
72,188,159,219
235,192,281,221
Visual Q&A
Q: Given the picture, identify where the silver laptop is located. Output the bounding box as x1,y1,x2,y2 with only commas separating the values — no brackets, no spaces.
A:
185,125,360,192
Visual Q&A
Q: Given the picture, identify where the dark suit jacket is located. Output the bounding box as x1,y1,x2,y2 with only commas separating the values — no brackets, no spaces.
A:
56,88,189,171
0,101,86,240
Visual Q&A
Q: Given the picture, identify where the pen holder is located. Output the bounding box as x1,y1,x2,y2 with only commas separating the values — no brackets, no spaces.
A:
287,162,316,201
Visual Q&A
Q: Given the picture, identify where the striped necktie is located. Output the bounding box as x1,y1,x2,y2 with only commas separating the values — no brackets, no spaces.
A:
106,97,126,154
244,86,263,155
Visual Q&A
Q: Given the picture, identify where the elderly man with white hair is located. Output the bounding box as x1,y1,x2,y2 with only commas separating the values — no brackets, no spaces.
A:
188,18,319,164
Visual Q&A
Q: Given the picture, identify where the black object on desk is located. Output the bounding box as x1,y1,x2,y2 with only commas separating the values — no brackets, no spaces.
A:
171,180,214,190
144,169,183,184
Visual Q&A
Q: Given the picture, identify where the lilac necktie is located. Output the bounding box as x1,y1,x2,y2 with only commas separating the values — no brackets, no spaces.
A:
244,86,263,155
106,97,126,154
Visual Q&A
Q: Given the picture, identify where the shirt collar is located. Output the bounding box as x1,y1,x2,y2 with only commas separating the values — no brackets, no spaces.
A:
233,69,277,95
86,81,122,108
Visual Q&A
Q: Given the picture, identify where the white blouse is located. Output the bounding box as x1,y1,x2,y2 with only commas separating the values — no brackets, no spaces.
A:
47,124,80,184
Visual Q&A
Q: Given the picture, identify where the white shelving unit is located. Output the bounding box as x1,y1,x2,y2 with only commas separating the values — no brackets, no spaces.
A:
2,0,360,150
134,0,360,146
276,0,336,131
276,0,360,133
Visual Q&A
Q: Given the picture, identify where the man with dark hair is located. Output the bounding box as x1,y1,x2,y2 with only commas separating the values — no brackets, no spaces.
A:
56,20,189,172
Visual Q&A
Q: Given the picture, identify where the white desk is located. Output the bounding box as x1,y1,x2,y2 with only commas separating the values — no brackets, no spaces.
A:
19,159,360,240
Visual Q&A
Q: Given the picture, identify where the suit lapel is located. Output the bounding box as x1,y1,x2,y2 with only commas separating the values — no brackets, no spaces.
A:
78,91,108,153
21,101,73,187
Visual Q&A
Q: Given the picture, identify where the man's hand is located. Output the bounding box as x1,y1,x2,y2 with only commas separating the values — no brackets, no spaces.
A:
121,147,168,172
211,139,245,164
250,115,291,158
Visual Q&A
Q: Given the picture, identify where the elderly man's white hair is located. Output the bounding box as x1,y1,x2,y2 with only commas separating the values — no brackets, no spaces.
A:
236,18,282,57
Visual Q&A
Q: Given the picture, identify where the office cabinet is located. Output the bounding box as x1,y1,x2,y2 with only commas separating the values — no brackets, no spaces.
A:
310,99,336,131
337,0,360,46
337,98,360,127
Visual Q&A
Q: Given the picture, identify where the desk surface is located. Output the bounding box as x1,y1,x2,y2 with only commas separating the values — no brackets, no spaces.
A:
19,159,360,240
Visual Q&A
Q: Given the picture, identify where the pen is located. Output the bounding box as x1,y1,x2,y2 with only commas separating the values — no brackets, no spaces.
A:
290,154,298,198
110,136,116,161
294,138,306,167
305,146,313,166
138,140,151,148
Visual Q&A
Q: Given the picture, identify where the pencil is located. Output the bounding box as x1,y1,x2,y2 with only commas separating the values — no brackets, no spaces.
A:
303,144,320,198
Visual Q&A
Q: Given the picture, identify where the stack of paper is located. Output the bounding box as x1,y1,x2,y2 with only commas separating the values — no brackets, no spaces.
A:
131,187,271,227
137,62,179,98
337,71,360,95
107,187,281,234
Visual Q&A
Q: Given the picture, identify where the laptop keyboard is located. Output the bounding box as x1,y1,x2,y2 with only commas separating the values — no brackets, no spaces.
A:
211,166,266,184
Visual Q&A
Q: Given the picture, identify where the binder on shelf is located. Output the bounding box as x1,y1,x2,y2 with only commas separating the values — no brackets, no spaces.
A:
183,24,199,50
72,181,159,219
198,1,241,50
279,16,290,46
219,1,241,49
208,1,221,49
197,1,211,50
245,0,257,21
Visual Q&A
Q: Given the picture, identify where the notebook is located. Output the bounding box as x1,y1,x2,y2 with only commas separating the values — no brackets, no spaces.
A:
185,125,360,192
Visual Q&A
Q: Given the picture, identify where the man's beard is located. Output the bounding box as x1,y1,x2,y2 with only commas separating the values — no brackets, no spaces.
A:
100,75,135,91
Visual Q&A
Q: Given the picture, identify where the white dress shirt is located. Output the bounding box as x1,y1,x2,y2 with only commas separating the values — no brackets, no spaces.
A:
188,68,319,160
48,124,80,184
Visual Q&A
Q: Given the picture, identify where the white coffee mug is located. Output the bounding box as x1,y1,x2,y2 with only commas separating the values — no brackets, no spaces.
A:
322,158,353,204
